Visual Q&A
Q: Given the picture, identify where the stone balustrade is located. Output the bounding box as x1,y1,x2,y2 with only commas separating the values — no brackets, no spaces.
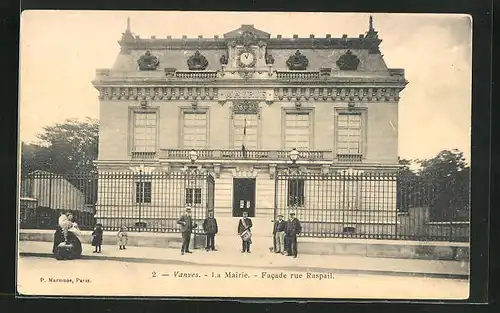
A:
276,71,321,80
156,149,333,161
337,154,363,163
174,71,218,79
131,152,157,160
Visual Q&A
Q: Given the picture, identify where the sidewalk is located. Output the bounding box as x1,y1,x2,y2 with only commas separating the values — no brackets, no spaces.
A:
18,240,469,279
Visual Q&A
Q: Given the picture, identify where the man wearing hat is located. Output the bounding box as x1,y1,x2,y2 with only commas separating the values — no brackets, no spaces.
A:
177,207,198,255
285,212,302,258
272,214,287,254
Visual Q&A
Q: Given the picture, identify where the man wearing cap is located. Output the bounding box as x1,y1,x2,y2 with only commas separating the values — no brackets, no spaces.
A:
272,214,286,254
285,212,302,258
177,207,198,255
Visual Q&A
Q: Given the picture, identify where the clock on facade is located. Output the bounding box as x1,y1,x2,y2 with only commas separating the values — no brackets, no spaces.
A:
237,50,257,68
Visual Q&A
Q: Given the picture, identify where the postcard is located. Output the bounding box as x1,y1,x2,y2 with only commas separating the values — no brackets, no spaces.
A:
17,10,471,299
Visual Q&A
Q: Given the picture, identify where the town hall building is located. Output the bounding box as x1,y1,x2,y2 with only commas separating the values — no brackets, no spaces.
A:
92,18,408,237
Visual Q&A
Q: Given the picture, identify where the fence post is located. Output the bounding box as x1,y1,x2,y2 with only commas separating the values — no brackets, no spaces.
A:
395,172,399,239
138,169,142,233
48,173,53,210
273,170,278,221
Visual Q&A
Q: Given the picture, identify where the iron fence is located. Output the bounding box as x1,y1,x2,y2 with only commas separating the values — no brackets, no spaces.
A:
19,168,469,242
274,170,469,242
19,169,215,234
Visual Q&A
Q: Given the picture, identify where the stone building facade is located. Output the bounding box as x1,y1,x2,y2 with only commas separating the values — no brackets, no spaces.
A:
92,19,407,235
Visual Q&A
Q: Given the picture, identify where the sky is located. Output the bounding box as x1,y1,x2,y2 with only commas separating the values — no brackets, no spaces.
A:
19,11,472,162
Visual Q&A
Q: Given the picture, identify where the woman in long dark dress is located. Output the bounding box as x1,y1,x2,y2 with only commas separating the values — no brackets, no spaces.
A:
52,213,82,259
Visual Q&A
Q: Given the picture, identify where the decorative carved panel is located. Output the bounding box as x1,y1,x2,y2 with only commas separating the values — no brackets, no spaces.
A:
265,53,275,65
231,166,257,178
286,50,309,70
336,50,361,71
269,164,277,179
236,31,259,48
232,100,259,114
137,51,160,71
213,164,221,178
220,54,228,65
187,50,209,70
218,89,271,101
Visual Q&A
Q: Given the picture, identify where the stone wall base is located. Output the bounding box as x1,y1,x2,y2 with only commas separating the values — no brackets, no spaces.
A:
19,229,469,261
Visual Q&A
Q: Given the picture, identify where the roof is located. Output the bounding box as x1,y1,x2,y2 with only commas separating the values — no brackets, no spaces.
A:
117,21,381,53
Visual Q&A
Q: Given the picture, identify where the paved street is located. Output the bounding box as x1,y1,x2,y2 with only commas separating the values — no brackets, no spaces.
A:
18,241,470,277
17,256,469,299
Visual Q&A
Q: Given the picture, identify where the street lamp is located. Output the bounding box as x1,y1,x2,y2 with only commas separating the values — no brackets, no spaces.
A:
189,149,198,164
289,148,299,164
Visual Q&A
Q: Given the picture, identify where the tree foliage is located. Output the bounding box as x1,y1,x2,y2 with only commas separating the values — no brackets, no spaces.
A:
398,149,470,221
21,118,99,175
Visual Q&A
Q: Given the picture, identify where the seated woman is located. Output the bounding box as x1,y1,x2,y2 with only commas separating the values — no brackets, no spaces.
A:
52,212,83,260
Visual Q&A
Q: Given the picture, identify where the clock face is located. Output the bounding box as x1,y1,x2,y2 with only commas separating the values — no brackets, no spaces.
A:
238,51,256,67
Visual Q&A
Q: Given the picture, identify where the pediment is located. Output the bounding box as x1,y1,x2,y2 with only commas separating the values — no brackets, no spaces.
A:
223,24,270,39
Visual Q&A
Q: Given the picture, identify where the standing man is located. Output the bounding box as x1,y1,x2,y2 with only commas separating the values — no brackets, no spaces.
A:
238,211,253,253
285,212,302,258
202,211,218,251
177,207,198,255
272,215,286,254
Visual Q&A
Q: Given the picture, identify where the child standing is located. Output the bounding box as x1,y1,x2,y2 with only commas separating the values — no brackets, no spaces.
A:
117,226,128,250
91,223,103,253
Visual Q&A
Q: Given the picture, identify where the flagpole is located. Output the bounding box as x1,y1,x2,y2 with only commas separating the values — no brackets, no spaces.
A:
242,117,247,158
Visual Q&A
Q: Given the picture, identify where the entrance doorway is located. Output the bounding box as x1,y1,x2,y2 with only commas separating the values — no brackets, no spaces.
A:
232,178,256,217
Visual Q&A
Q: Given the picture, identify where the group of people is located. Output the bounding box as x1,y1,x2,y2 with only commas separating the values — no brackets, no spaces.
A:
51,211,129,260
272,213,302,258
177,207,302,257
52,208,302,259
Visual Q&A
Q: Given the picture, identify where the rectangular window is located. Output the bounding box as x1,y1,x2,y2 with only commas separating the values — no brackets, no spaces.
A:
185,188,202,205
287,179,305,207
183,112,207,149
233,114,258,149
285,113,310,150
135,182,152,204
337,113,362,155
133,112,157,152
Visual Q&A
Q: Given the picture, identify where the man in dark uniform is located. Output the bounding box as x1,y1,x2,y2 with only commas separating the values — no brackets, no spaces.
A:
238,211,253,253
177,207,197,255
285,212,302,258
202,211,218,251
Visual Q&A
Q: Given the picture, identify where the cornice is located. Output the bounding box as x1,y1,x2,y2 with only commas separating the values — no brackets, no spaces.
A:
95,86,405,102
92,73,407,88
93,78,406,86
118,37,382,53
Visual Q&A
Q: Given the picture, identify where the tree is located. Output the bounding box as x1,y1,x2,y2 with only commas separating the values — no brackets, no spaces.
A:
417,149,469,220
21,118,99,175
397,158,422,212
398,149,470,221
20,142,53,174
